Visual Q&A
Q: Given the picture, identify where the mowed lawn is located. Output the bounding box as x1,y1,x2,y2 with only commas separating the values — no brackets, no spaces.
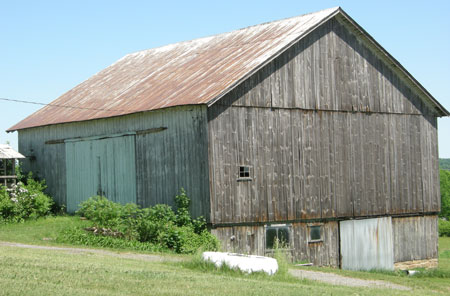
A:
0,245,413,296
0,217,449,295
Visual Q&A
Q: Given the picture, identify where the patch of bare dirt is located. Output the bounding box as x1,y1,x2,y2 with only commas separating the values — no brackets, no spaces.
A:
289,269,411,291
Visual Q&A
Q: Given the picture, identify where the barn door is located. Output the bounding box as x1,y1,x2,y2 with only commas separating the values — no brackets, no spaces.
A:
65,135,137,212
339,217,394,270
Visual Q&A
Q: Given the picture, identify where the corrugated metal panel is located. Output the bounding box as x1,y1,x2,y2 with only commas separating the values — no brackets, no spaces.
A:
340,217,394,271
65,134,136,212
0,144,25,159
8,7,341,131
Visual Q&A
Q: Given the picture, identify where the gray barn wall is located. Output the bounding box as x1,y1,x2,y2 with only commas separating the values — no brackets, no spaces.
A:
207,17,440,225
212,216,437,266
212,222,339,267
392,215,438,263
18,105,210,218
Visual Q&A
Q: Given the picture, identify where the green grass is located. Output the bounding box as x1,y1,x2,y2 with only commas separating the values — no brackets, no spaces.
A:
0,215,88,246
1,217,450,295
0,245,406,296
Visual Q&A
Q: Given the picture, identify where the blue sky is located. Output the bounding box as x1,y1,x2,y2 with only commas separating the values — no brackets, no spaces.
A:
1,0,449,157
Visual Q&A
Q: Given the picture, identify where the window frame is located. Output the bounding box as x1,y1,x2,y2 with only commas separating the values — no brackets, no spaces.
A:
237,165,252,181
307,223,323,243
265,224,292,250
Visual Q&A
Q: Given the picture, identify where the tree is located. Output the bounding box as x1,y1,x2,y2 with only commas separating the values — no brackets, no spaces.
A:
440,169,450,220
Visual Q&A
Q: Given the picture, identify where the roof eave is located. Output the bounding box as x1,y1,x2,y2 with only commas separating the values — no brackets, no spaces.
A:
6,103,207,133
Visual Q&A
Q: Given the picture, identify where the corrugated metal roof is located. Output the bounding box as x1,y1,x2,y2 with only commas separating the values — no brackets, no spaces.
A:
0,144,25,159
8,7,340,131
8,6,448,131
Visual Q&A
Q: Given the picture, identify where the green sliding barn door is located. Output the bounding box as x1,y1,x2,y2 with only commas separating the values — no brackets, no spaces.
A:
65,135,137,213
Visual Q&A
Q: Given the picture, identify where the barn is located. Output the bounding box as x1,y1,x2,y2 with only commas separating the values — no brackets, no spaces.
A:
8,7,449,270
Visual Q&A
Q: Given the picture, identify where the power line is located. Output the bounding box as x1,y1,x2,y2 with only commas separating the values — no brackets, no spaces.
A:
0,97,135,112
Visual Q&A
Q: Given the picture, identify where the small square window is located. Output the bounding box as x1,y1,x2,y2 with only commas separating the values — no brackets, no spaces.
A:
238,166,251,179
239,166,249,178
265,225,290,249
309,225,322,242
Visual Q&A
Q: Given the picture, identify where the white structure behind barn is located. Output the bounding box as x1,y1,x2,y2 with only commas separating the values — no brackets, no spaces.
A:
8,7,449,270
0,144,25,187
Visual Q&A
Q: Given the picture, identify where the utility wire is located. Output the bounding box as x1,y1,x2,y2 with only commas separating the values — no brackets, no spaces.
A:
0,97,136,112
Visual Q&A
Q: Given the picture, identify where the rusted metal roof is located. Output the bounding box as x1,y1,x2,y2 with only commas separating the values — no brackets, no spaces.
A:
0,144,25,159
8,6,448,131
8,7,341,131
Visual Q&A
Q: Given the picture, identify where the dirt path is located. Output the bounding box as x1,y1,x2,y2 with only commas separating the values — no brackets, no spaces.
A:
0,241,183,262
1,241,410,290
289,269,411,291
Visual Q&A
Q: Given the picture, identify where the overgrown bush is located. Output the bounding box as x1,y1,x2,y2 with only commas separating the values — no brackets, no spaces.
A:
77,196,140,239
136,204,177,243
76,189,220,254
439,219,450,237
0,174,53,223
56,226,163,252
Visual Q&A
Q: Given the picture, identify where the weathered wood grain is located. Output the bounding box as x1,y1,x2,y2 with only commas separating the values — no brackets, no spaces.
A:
392,215,438,262
19,106,211,218
207,17,439,224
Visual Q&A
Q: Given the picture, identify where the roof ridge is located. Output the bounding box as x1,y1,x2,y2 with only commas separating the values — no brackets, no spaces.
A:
125,7,340,57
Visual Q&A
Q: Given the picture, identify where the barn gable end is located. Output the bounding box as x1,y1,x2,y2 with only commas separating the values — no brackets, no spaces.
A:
207,15,440,267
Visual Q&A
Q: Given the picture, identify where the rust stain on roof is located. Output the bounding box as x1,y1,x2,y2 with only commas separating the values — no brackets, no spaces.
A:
9,7,340,131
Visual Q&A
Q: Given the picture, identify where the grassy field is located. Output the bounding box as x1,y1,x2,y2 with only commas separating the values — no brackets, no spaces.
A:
0,217,449,295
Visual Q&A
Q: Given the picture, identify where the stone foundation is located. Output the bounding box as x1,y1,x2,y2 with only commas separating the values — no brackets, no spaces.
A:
394,258,438,270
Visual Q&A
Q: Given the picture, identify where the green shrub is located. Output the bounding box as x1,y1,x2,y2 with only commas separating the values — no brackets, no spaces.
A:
175,188,191,227
0,176,53,223
136,204,176,243
76,196,140,239
439,219,450,237
76,189,219,254
177,229,220,254
56,226,162,252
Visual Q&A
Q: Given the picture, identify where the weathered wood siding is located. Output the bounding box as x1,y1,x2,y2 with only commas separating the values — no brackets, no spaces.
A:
212,216,437,265
18,106,210,218
392,215,438,263
224,17,436,115
208,17,440,224
291,222,339,267
212,222,339,267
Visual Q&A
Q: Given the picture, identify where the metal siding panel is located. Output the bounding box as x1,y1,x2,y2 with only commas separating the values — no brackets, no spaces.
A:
340,217,393,270
103,136,137,205
65,135,136,212
66,140,98,212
